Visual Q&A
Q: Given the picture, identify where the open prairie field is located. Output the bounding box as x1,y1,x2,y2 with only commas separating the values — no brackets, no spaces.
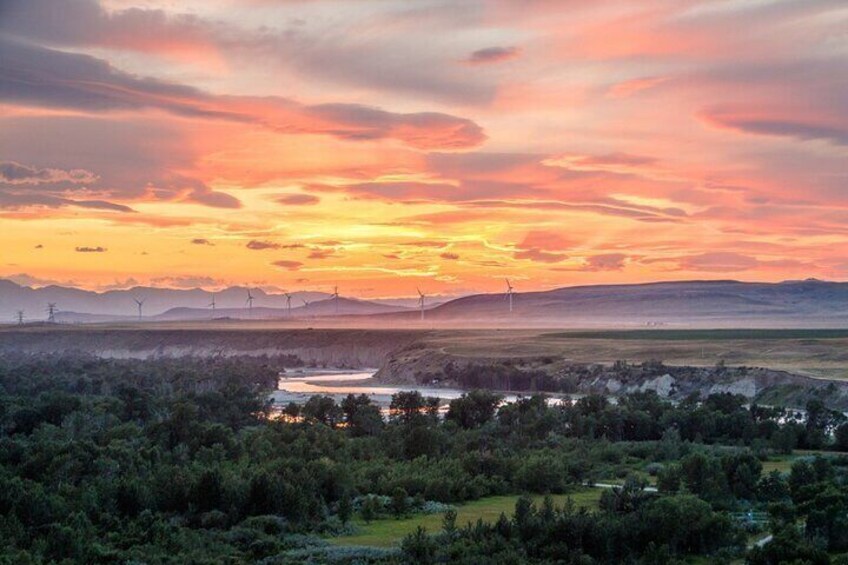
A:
415,329,848,381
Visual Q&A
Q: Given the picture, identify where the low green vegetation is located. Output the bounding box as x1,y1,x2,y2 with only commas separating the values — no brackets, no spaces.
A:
332,490,601,547
3,352,848,562
761,455,798,475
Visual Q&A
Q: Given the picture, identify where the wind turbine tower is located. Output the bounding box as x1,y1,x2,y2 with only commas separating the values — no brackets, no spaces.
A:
284,292,292,317
302,298,311,318
332,286,340,314
245,289,255,318
209,292,216,313
134,297,145,321
16,311,24,325
46,303,57,323
505,279,515,313
417,288,426,322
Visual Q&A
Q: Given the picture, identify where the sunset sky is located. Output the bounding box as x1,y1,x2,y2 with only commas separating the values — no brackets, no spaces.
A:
1,0,847,298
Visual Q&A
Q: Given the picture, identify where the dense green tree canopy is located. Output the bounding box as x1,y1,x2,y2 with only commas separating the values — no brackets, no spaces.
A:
1,352,848,563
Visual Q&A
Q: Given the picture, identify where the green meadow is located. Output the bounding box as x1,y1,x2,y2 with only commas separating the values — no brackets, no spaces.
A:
331,489,603,548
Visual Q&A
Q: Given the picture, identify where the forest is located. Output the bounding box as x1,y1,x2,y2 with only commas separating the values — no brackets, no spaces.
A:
2,352,848,563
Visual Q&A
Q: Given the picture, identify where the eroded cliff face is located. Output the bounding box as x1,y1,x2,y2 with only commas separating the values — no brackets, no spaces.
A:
375,347,848,411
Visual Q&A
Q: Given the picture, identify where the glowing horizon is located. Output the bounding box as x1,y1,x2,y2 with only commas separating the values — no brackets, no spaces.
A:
2,1,847,298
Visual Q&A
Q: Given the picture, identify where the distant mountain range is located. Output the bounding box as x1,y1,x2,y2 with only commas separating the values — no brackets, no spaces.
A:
0,280,412,323
3,278,848,327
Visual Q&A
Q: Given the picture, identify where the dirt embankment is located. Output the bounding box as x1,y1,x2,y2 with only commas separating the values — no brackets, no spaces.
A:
0,328,428,368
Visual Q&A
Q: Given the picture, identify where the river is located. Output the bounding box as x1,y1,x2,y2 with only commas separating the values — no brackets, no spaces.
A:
272,369,574,407
273,370,467,406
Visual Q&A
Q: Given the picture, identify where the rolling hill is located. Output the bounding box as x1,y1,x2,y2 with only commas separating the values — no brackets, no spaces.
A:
380,279,848,327
152,296,410,321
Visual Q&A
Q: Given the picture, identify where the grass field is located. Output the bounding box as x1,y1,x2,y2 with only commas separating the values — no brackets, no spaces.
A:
330,489,602,548
544,329,848,341
761,456,796,474
762,450,848,475
419,329,848,381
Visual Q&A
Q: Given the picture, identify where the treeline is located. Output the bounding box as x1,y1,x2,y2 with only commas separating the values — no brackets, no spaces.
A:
320,385,848,453
0,351,296,396
404,455,848,564
1,353,848,563
403,493,742,563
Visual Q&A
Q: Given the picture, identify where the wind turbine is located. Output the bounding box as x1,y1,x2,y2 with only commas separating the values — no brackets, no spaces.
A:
505,279,515,313
302,298,311,318
46,302,57,323
332,286,340,314
284,292,292,317
16,310,24,325
417,288,426,322
209,292,216,312
133,297,145,321
245,289,255,318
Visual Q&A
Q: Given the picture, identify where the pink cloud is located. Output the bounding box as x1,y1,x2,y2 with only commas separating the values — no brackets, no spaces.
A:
606,76,668,99
584,253,627,271
0,38,486,151
518,230,573,252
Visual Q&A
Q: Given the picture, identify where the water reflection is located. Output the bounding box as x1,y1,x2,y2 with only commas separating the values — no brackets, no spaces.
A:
273,370,575,407
274,370,466,406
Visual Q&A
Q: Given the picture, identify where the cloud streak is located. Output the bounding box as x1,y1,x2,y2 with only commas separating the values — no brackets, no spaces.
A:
0,38,485,151
465,46,522,65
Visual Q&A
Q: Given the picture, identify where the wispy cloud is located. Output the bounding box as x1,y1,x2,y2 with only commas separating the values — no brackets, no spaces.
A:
0,38,485,151
465,46,521,65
